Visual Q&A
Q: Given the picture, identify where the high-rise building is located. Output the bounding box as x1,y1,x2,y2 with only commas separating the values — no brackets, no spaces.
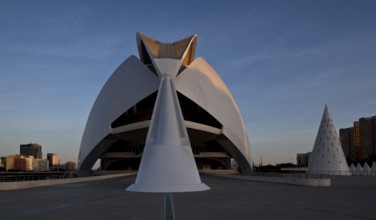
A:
353,121,361,161
20,143,42,159
340,115,376,163
359,117,376,159
339,127,354,162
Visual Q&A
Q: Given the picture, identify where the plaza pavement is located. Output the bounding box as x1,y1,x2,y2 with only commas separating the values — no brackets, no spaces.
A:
0,174,375,220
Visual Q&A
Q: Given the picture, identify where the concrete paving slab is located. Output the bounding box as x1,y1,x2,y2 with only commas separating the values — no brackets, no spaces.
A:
0,175,375,220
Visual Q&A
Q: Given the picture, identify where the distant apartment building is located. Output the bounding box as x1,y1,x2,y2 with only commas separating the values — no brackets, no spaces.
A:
359,117,375,159
296,152,311,166
340,115,376,163
5,155,16,171
20,143,42,159
339,127,354,161
5,155,49,171
0,157,5,169
47,153,60,167
6,155,26,171
24,156,34,171
33,158,49,171
353,121,361,161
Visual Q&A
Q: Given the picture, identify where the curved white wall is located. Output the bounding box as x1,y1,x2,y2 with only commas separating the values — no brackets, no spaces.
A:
78,56,159,173
176,57,252,167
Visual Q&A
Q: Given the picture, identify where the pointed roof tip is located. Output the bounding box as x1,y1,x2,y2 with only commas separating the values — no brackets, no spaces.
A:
179,34,197,42
136,32,197,45
136,32,150,37
136,32,198,64
322,104,332,119
322,104,329,115
136,32,145,40
136,32,157,44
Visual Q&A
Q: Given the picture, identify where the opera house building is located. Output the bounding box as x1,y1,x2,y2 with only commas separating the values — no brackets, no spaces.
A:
77,33,253,185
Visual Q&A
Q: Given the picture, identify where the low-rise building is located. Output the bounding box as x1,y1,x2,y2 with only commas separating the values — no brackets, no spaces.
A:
24,156,34,171
296,152,311,166
5,155,49,171
65,161,76,171
5,155,16,171
0,157,5,169
33,159,49,171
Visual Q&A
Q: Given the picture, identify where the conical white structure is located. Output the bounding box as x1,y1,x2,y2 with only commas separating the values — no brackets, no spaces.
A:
371,162,376,175
127,75,209,192
350,163,356,173
363,162,371,175
356,163,363,175
307,105,350,175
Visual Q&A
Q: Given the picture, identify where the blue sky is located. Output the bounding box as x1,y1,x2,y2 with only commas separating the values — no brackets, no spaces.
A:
1,0,375,165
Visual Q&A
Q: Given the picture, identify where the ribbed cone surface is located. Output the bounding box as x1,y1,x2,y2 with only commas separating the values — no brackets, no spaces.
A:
307,105,351,175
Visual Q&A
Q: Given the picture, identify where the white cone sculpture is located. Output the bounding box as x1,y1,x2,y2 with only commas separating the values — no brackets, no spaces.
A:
371,162,376,175
363,162,371,175
350,163,356,173
356,163,363,175
307,105,351,175
127,34,210,192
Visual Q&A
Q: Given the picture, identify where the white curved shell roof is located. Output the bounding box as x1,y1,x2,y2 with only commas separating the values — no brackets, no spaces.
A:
78,56,159,171
176,57,252,166
78,33,253,180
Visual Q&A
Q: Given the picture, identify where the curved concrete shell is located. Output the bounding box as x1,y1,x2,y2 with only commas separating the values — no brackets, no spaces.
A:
78,56,160,175
175,58,252,173
78,33,253,190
